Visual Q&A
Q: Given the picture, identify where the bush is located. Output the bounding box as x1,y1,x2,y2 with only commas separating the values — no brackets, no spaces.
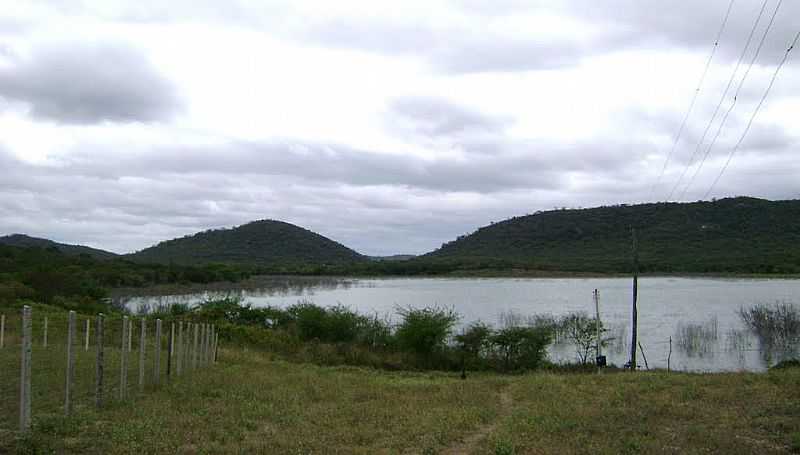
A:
739,302,800,350
287,301,367,344
489,326,551,371
395,306,459,358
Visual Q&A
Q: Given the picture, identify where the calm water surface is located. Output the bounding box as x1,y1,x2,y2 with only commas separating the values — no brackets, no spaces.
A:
123,276,800,372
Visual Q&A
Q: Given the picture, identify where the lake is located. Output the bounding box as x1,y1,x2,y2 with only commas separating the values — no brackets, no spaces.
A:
119,276,800,372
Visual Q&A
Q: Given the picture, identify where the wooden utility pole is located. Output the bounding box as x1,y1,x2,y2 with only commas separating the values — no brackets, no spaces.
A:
629,228,639,371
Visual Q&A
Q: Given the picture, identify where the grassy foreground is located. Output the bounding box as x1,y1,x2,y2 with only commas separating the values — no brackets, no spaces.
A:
4,349,800,454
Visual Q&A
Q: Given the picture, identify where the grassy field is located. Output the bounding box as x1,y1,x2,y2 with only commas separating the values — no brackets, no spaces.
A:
2,347,798,454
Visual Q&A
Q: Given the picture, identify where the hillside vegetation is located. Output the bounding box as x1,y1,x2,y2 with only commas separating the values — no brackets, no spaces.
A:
128,219,365,267
424,197,800,274
0,234,118,260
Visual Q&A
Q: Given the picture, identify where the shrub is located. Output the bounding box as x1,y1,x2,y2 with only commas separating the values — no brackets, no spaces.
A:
739,302,800,350
561,312,606,364
489,326,551,371
395,306,459,358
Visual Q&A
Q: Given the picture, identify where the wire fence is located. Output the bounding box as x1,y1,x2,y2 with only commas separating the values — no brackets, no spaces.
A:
0,306,218,434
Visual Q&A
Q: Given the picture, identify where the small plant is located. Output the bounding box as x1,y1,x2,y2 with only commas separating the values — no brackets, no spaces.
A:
675,316,719,357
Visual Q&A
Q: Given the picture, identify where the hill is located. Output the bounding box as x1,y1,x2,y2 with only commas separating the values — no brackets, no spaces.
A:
0,234,118,260
423,197,800,274
127,219,365,266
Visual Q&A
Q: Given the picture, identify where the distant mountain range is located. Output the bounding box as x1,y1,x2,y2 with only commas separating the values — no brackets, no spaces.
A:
3,197,799,274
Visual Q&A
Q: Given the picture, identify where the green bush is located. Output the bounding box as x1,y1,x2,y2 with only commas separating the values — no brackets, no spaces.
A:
395,306,459,358
489,326,551,371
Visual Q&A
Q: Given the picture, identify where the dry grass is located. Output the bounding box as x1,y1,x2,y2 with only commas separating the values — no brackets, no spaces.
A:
2,345,798,454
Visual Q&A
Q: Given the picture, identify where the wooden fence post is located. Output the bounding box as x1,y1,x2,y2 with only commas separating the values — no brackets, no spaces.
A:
43,316,48,348
84,318,90,351
19,305,32,432
167,322,174,380
120,316,129,400
176,322,183,376
192,323,199,371
65,310,76,416
1,313,5,349
154,319,162,385
96,313,105,408
139,318,146,393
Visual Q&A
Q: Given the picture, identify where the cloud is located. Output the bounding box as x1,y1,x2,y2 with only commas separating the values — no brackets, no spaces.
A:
0,41,182,124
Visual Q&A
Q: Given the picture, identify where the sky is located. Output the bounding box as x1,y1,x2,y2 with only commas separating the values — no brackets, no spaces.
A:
0,0,798,256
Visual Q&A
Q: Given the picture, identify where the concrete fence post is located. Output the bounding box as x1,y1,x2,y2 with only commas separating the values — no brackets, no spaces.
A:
65,310,76,416
1,313,5,349
167,322,174,380
19,305,32,432
119,316,129,400
201,324,207,367
95,313,105,408
176,322,183,376
139,318,146,393
192,323,199,371
84,318,90,351
128,319,133,353
43,316,48,348
154,319,162,385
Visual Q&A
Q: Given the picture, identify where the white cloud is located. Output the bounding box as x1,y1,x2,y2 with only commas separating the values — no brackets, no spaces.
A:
0,0,798,255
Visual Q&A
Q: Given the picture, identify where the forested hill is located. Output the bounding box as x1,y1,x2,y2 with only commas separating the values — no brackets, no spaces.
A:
424,197,800,274
127,220,365,266
0,234,118,260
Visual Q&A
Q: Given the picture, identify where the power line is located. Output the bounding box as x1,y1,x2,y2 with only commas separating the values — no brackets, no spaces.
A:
679,0,784,200
649,0,736,201
666,0,770,201
703,30,798,200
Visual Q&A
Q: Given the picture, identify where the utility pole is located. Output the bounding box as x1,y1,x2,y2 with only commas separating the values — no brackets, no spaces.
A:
629,228,639,371
594,289,602,374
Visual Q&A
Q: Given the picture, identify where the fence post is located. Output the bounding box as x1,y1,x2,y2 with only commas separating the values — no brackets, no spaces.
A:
1,313,5,349
43,316,48,348
139,318,146,393
214,330,219,363
96,313,104,408
167,322,174,380
84,318,90,351
65,310,76,416
128,318,133,353
176,322,183,376
203,324,211,366
19,305,32,432
154,319,162,385
120,316,129,400
201,324,207,367
192,323,199,371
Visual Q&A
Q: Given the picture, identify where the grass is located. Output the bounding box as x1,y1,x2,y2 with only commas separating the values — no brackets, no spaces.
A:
2,346,798,454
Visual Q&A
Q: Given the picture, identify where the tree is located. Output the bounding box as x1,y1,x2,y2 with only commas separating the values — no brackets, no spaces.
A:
562,312,605,365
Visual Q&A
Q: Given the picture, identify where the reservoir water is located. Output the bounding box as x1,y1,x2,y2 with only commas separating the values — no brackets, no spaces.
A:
120,276,800,372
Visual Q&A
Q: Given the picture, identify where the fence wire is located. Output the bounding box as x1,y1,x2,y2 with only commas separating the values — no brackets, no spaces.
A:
0,307,217,434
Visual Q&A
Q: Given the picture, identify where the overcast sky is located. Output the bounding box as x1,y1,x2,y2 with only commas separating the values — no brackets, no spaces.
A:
0,0,798,255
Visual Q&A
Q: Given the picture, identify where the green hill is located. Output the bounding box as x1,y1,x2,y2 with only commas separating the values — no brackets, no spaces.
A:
127,220,365,266
0,234,118,260
423,197,800,274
